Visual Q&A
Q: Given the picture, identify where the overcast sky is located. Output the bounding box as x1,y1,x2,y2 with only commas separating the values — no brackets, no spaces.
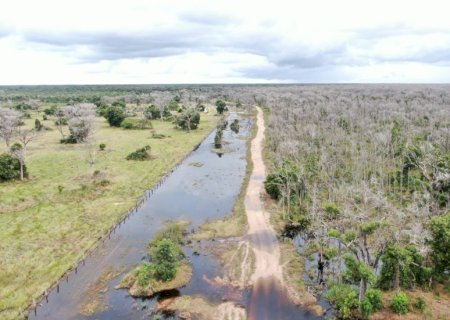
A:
1,0,450,84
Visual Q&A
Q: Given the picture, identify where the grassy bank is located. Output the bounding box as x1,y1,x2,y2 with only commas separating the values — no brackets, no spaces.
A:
0,113,216,319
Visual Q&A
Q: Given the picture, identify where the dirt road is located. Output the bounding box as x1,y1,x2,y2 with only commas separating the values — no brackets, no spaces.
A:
245,106,283,284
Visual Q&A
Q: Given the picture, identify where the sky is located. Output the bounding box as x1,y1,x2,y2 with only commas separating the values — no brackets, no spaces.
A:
1,0,450,84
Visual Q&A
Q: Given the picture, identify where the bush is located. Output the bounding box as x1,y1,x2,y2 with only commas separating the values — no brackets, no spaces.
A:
55,117,68,125
126,145,151,161
230,119,239,133
137,262,154,286
34,119,43,131
150,239,181,282
361,288,383,318
325,284,359,319
365,288,383,311
43,106,57,115
0,153,24,182
152,133,166,139
414,296,426,311
121,118,152,130
323,202,342,218
99,143,106,151
120,118,135,129
390,291,410,314
104,106,125,127
264,172,282,200
214,128,223,148
60,136,77,144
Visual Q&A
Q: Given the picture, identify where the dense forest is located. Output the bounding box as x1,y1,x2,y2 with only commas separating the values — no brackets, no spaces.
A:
258,85,450,318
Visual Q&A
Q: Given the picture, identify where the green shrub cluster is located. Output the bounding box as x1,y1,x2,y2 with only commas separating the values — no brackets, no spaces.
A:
390,291,410,314
126,145,151,161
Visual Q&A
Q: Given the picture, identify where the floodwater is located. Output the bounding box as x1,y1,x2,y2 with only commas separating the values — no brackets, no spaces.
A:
29,113,326,320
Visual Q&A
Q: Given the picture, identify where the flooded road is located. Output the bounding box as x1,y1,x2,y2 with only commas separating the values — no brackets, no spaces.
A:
30,113,250,320
29,111,326,320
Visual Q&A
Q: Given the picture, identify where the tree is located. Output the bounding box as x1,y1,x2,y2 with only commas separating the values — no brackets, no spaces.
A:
429,213,450,278
55,108,67,139
150,239,181,281
0,108,22,148
215,100,227,114
144,104,161,120
104,105,125,127
9,128,37,180
64,103,96,143
175,108,200,132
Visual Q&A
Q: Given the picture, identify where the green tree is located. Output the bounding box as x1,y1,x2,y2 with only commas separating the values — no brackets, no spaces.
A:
104,106,125,127
175,108,200,132
144,104,161,120
150,239,181,282
215,100,227,114
378,244,430,290
429,213,450,278
0,153,24,182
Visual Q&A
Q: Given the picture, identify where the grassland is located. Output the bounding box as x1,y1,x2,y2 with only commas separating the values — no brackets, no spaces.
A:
0,110,216,319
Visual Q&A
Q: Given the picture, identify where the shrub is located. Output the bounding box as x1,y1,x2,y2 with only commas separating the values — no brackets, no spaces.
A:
162,108,173,121
104,106,125,127
360,288,383,318
0,153,24,182
60,136,77,144
414,296,426,311
34,119,43,131
126,145,151,161
152,133,166,139
390,291,410,314
150,239,181,282
264,172,282,200
55,117,68,125
214,128,223,148
137,262,154,286
42,114,48,121
365,288,383,311
99,143,106,151
323,202,342,218
43,106,57,115
325,284,359,319
151,223,186,246
230,119,239,133
120,118,135,129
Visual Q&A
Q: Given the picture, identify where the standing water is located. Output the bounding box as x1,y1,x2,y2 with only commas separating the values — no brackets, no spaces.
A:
29,113,324,319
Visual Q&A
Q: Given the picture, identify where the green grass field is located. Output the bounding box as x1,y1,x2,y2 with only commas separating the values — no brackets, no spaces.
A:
0,110,216,319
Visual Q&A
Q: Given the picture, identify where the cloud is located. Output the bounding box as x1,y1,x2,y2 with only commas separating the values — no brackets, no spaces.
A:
1,0,450,83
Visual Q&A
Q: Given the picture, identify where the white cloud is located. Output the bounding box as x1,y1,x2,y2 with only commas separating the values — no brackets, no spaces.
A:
1,0,450,84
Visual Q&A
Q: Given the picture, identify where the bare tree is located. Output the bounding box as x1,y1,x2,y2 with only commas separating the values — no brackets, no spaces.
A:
10,128,38,180
64,103,96,142
55,108,67,139
0,108,22,149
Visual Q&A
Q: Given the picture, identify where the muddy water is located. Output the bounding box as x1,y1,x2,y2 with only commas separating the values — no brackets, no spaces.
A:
29,113,324,320
246,277,321,320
